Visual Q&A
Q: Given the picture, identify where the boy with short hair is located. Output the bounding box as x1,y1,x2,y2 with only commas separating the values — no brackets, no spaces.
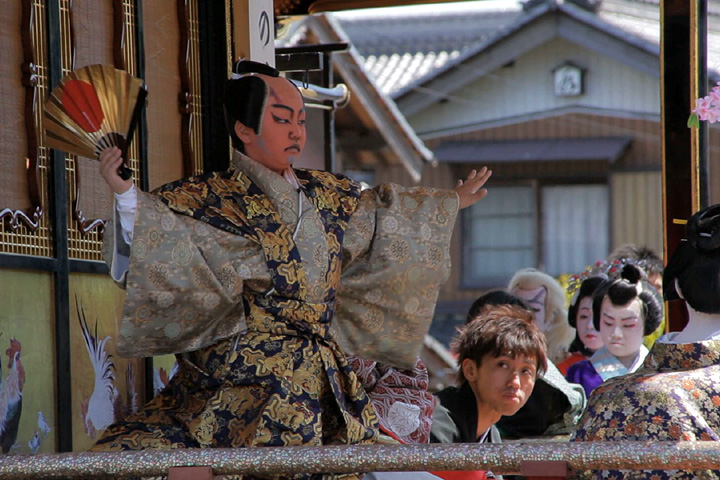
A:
431,304,548,445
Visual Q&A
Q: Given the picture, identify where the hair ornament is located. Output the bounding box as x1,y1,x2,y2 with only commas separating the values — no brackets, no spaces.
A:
566,258,649,296
687,204,720,252
619,263,643,284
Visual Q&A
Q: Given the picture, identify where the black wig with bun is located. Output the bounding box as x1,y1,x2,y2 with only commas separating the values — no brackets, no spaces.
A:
664,204,720,314
223,60,280,152
592,264,663,335
567,275,607,355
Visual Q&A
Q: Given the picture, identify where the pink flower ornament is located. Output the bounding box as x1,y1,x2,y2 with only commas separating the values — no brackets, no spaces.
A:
689,83,720,127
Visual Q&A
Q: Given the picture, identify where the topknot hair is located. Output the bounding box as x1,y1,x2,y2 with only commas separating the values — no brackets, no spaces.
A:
664,204,720,313
687,204,720,253
592,264,663,335
223,60,281,151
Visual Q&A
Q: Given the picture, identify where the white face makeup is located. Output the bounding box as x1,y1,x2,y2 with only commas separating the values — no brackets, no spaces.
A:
576,296,603,352
598,296,645,368
239,76,306,173
512,286,548,332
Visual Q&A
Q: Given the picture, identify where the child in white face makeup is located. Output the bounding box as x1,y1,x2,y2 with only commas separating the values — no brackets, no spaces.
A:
566,265,663,397
573,204,720,480
90,59,494,472
558,275,607,375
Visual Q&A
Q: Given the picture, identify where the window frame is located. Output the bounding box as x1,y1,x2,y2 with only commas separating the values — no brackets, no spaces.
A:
459,177,610,289
459,179,538,289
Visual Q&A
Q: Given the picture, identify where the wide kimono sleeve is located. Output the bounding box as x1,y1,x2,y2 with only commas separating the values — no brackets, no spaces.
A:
333,183,459,370
101,190,270,358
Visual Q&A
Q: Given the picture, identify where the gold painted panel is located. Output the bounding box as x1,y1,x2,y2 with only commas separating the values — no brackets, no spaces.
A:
69,273,143,452
0,269,56,454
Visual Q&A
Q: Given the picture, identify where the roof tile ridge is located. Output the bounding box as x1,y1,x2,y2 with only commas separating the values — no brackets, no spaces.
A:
392,3,553,100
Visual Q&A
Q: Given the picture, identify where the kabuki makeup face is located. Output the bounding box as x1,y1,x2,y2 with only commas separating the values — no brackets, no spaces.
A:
598,297,645,367
576,296,604,352
512,286,548,333
237,75,306,173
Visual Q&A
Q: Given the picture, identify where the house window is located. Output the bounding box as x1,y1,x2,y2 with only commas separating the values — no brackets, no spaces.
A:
463,185,536,286
463,183,609,287
542,184,609,276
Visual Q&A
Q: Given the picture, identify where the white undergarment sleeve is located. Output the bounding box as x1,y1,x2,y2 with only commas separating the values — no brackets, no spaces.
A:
115,184,138,244
109,184,137,282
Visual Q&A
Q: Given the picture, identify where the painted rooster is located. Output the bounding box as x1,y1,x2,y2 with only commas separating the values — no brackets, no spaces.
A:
77,298,119,440
0,336,25,453
77,298,139,440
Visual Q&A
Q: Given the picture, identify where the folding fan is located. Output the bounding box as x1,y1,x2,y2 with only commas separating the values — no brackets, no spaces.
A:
43,64,147,180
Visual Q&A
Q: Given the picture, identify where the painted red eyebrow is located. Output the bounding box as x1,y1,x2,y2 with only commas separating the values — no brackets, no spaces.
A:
270,104,305,115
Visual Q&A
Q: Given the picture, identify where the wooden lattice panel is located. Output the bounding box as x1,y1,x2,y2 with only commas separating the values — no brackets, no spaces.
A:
61,0,142,260
61,0,106,260
0,0,52,257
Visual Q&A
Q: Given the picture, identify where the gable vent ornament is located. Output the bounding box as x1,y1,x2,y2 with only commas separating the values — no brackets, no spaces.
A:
552,62,585,97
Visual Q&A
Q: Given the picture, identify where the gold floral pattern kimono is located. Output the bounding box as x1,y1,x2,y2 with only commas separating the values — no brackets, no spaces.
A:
573,339,720,480
94,153,459,479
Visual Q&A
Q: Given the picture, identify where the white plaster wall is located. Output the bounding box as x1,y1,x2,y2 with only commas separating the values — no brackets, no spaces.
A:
408,37,660,135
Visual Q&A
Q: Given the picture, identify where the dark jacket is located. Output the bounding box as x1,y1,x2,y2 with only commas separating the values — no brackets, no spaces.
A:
430,382,502,444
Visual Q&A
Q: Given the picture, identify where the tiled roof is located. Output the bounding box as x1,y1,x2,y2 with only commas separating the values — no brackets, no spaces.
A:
333,0,720,97
275,14,437,178
333,0,525,96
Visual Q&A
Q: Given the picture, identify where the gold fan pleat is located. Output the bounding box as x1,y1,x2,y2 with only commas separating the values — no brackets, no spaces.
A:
43,64,145,159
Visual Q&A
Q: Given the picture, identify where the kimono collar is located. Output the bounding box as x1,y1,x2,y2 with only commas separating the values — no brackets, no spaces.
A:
231,150,295,193
590,345,649,382
644,340,720,372
231,150,299,223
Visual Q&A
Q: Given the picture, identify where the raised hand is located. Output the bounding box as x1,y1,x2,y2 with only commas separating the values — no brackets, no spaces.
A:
99,147,133,195
455,167,492,210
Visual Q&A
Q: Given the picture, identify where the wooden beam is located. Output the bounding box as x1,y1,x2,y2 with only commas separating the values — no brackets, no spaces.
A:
661,0,707,332
46,0,72,452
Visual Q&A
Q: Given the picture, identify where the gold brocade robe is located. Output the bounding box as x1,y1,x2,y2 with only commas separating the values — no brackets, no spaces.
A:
95,153,458,477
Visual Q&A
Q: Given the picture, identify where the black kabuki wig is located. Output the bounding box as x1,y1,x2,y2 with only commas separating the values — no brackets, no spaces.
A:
664,204,720,314
592,264,664,335
224,60,280,152
567,275,607,355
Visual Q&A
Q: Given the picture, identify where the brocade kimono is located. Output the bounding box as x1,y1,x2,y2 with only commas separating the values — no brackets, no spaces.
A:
566,345,649,398
93,152,459,479
573,339,720,480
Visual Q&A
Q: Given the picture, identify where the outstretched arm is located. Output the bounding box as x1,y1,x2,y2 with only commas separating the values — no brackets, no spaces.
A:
455,167,492,210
